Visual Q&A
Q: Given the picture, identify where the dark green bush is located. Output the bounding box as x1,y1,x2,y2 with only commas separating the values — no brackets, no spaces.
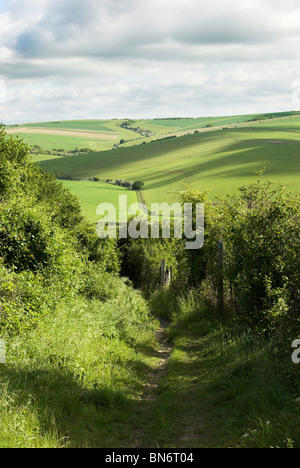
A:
178,177,300,332
0,200,54,272
26,167,83,230
0,128,29,197
0,127,120,336
132,181,144,191
73,221,120,272
0,265,50,333
120,235,188,295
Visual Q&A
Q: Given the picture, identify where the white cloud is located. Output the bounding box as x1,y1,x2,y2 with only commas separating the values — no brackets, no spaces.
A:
1,0,300,123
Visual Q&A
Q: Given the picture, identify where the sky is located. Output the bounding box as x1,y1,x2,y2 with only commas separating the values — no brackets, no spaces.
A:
1,0,300,123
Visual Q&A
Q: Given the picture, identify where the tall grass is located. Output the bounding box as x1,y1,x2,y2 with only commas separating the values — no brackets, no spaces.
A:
149,290,300,448
0,276,159,448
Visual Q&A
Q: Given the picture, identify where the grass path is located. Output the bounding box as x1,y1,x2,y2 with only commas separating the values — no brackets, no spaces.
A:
124,297,300,449
142,320,219,448
123,317,219,448
3,293,298,448
129,319,173,448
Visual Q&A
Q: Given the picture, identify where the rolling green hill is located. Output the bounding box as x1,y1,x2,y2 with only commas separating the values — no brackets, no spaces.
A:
5,120,140,152
36,114,300,213
8,112,299,154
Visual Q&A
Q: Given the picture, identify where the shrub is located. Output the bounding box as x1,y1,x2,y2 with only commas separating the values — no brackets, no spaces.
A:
72,221,120,271
0,200,54,272
26,167,83,230
132,181,145,191
0,265,50,333
177,176,300,332
120,234,188,295
222,179,300,330
0,128,29,197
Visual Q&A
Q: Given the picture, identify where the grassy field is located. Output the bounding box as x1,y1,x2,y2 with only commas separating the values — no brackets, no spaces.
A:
5,120,141,152
37,114,300,207
128,112,300,136
61,181,139,222
8,112,300,154
9,132,118,152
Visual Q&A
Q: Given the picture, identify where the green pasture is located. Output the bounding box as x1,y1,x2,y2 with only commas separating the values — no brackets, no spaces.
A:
133,115,253,135
31,153,63,163
5,120,140,152
133,111,300,135
23,119,118,132
38,115,300,206
7,131,114,152
8,112,300,156
22,119,139,141
61,181,139,222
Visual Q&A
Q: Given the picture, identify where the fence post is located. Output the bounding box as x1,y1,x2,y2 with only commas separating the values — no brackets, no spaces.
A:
217,240,224,317
161,259,166,287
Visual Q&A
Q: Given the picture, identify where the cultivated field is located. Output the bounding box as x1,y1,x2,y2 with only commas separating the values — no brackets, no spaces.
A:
36,114,300,210
5,120,139,152
9,112,298,153
6,112,300,221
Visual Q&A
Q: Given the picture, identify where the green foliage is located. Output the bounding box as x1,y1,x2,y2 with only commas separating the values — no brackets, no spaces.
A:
222,178,300,330
0,265,49,333
80,267,123,301
0,127,120,336
120,234,188,295
0,200,54,272
149,287,177,320
26,167,83,230
0,128,29,197
178,176,300,332
0,281,157,447
72,221,120,272
132,181,145,191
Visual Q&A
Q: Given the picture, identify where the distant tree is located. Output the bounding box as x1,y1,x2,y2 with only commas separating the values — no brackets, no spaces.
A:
121,120,135,128
132,181,145,191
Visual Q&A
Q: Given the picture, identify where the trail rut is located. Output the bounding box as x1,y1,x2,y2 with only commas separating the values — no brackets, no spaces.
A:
130,318,172,447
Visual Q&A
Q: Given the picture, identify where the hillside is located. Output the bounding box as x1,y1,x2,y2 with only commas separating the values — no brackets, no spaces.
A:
7,111,299,154
1,126,300,448
34,113,300,213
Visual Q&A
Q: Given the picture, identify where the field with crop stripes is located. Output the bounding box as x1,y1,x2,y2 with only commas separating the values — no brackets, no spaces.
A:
36,114,300,211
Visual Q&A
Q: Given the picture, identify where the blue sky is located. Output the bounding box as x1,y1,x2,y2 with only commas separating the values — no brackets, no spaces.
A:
0,1,11,13
1,0,300,123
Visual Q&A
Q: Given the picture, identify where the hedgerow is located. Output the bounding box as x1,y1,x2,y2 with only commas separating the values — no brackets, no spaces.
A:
0,127,121,335
178,174,300,333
